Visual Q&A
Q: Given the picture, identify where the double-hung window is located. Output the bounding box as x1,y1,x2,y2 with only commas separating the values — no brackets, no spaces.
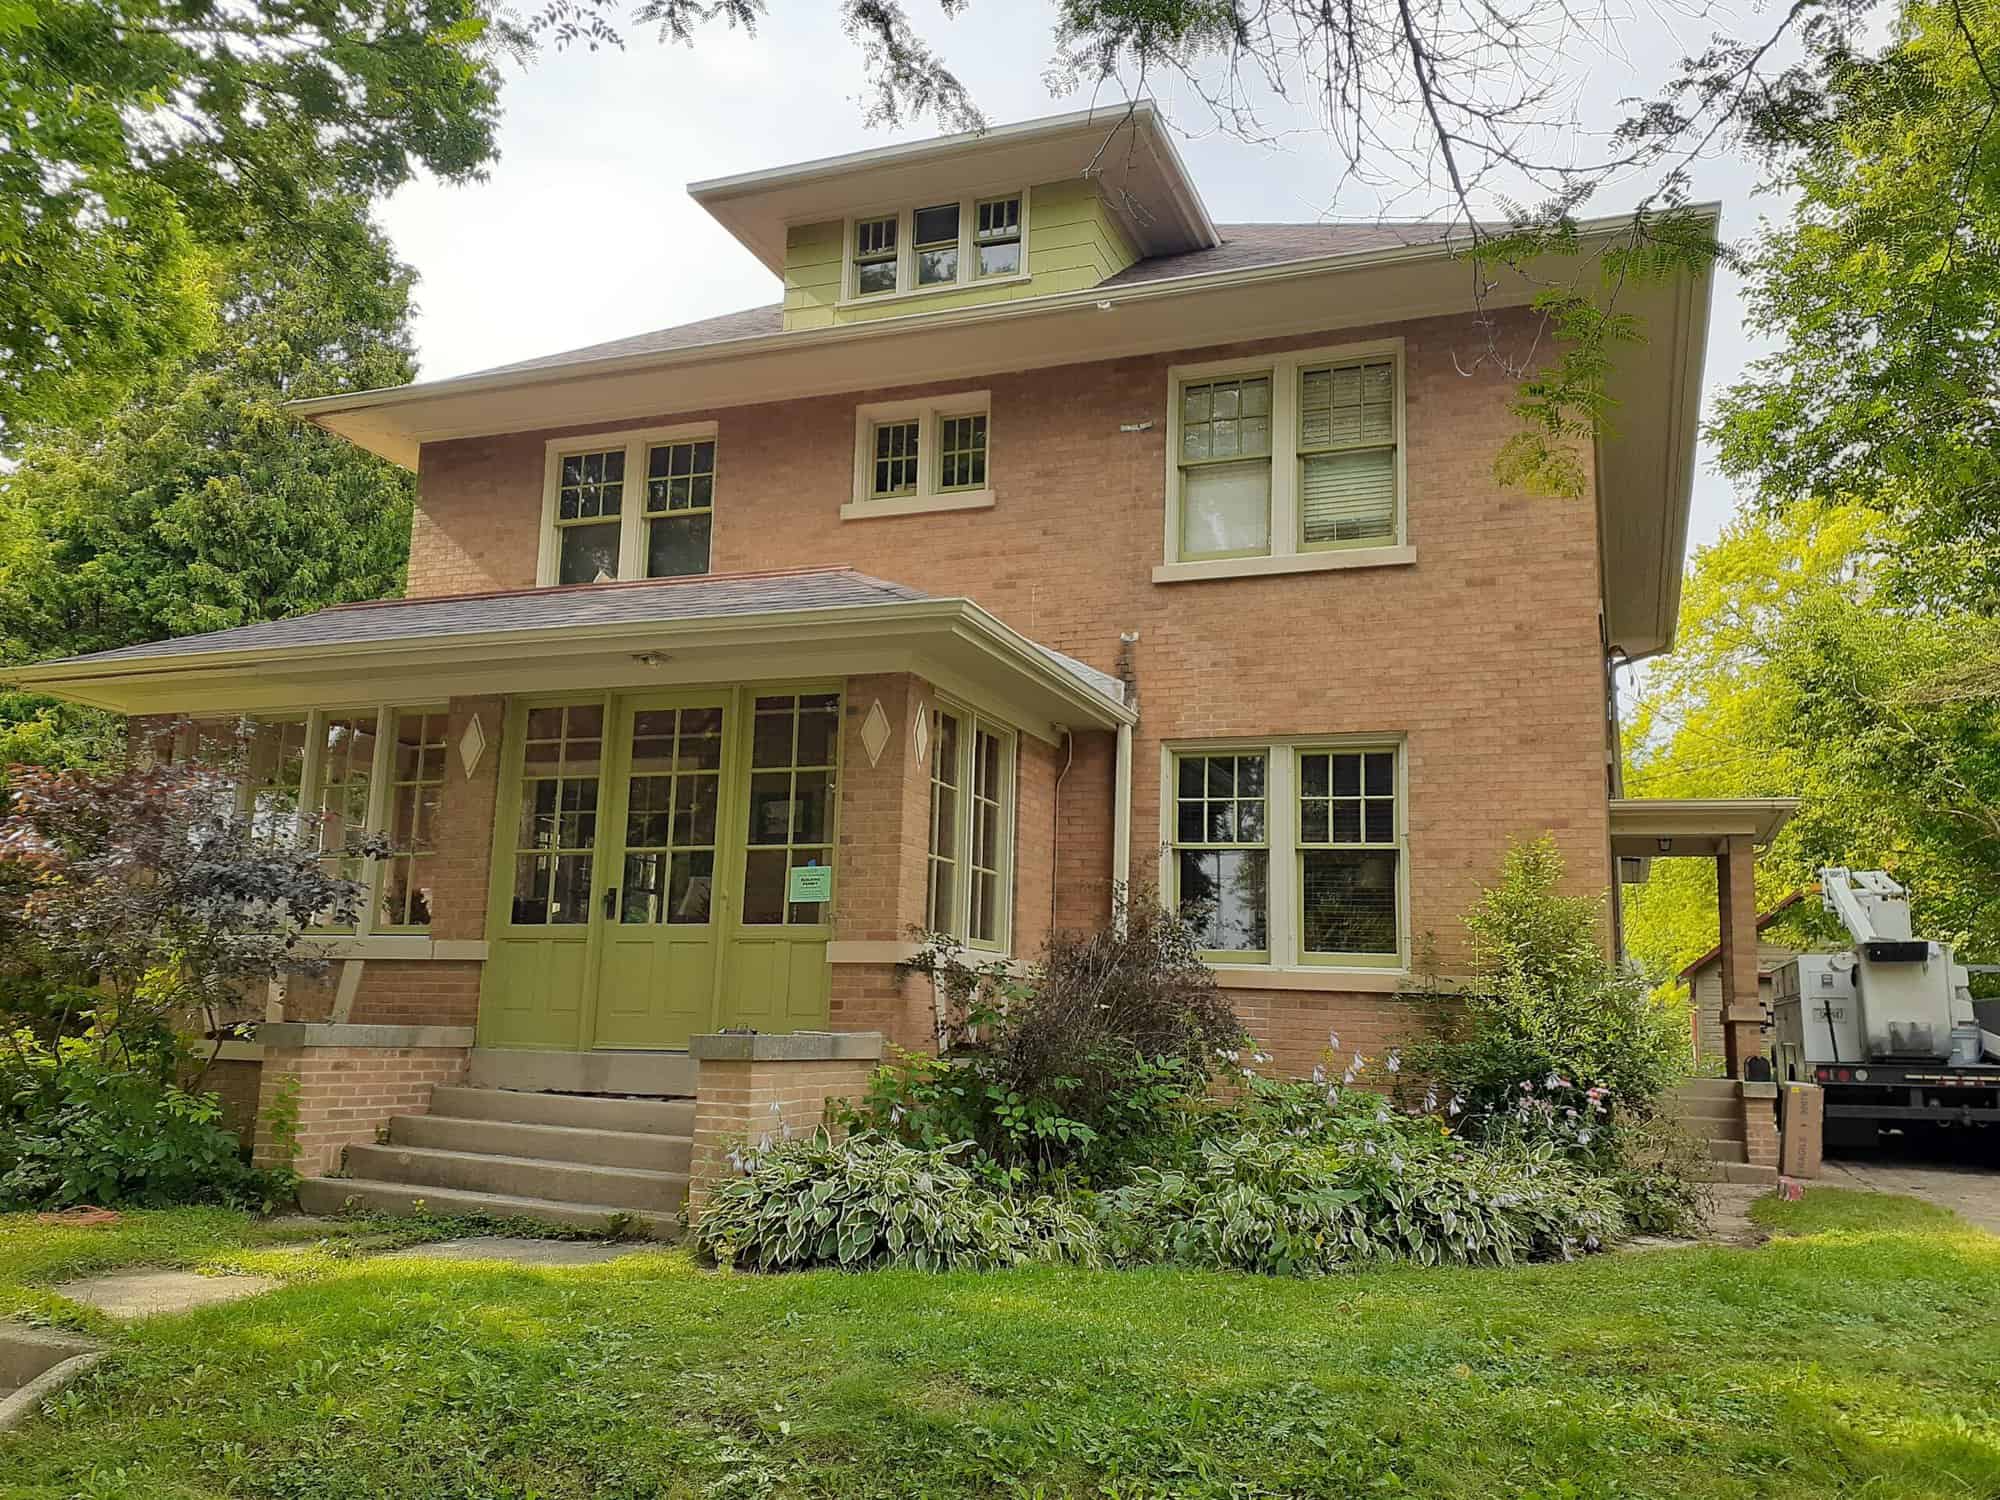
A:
1168,740,1406,969
540,425,719,586
845,192,1028,300
848,393,993,518
924,703,1016,951
1160,340,1409,581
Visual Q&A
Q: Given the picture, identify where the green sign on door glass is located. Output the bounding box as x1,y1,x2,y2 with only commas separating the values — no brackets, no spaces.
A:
787,863,833,903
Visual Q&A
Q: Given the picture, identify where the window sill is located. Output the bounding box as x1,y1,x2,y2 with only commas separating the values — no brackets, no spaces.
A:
295,936,490,962
1152,545,1416,584
1208,964,1411,993
837,273,1031,311
840,489,995,522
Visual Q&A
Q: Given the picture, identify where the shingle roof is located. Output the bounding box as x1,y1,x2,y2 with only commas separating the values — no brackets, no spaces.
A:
41,569,927,666
449,222,1455,383
33,566,1130,710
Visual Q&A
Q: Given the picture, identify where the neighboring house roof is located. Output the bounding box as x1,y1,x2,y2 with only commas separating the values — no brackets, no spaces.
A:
1678,889,1812,983
453,223,1458,384
9,568,1135,731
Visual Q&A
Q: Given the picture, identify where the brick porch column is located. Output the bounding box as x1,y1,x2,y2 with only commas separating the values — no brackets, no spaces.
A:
1716,835,1764,1079
253,1023,473,1177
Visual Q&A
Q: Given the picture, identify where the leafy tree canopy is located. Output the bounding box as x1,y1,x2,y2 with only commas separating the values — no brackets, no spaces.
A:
0,202,419,766
0,0,517,444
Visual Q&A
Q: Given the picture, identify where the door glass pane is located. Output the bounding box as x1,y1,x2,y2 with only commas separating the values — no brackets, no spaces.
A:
615,704,726,927
739,692,841,926
509,703,603,926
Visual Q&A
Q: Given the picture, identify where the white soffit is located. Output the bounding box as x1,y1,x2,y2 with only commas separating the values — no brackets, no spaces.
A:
688,101,1217,272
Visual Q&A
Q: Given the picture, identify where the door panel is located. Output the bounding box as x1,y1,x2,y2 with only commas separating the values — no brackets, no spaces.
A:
590,698,729,1048
720,690,839,1033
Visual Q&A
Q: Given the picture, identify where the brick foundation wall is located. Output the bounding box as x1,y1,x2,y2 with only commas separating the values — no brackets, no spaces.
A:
203,1055,265,1146
685,1034,886,1222
1226,987,1455,1079
1743,1082,1780,1170
254,1038,469,1177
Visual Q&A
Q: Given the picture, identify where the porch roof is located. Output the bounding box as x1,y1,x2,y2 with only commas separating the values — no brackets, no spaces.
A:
1607,797,1799,858
6,568,1134,742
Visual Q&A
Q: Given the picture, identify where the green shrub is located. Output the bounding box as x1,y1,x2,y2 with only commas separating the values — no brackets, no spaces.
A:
1603,1113,1713,1235
0,1031,287,1211
843,901,1246,1187
1098,1127,1626,1276
694,1130,1102,1272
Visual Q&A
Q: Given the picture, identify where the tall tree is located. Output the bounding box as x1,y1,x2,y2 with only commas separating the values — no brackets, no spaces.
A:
0,203,419,766
0,0,520,444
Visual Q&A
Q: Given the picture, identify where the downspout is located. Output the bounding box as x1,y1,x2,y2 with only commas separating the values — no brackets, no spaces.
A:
1112,720,1133,934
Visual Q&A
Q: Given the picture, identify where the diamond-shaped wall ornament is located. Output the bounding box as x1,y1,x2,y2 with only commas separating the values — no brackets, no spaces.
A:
911,701,930,766
860,700,893,768
458,713,488,779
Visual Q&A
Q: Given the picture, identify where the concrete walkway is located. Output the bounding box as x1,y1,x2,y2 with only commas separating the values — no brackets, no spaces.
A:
52,1271,278,1321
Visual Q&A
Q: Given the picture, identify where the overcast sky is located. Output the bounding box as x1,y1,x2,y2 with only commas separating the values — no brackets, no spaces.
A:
377,1,1787,558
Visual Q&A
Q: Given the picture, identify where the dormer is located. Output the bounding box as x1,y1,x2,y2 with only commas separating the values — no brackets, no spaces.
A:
690,103,1219,331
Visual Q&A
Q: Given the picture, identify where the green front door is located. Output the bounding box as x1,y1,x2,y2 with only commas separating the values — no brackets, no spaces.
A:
480,686,837,1050
592,695,729,1048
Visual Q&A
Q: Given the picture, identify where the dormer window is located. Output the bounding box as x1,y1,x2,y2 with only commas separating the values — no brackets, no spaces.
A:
913,204,960,286
843,191,1030,301
853,216,898,296
975,196,1021,278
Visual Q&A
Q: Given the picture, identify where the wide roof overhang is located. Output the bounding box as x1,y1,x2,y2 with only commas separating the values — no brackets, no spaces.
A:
1608,797,1799,858
7,587,1134,745
689,101,1218,273
294,207,1716,662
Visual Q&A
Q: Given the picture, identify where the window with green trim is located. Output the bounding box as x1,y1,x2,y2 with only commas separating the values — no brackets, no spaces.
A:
379,709,449,931
309,714,378,928
1297,748,1401,963
975,196,1021,278
871,420,922,498
644,438,715,578
853,215,898,296
1171,751,1269,957
554,448,625,585
1298,360,1397,548
938,414,987,492
1177,375,1273,559
925,705,1015,950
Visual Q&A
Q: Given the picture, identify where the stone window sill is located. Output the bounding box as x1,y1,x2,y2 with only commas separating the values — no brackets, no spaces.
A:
1153,545,1416,584
1208,965,1412,993
840,489,994,522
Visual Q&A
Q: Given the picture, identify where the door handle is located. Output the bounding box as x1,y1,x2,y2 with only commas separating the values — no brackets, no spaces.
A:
602,885,619,920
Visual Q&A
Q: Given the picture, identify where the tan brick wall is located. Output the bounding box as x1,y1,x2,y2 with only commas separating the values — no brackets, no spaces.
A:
686,1055,878,1221
412,306,1610,986
254,1045,468,1177
833,674,930,945
203,1056,265,1146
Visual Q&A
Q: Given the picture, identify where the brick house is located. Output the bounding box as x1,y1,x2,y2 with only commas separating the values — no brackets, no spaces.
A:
14,105,1790,1224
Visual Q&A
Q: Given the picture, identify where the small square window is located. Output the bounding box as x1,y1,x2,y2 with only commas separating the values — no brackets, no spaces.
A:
974,196,1021,279
854,215,898,296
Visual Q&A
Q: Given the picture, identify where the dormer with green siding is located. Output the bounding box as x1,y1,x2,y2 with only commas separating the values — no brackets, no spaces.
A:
692,105,1216,334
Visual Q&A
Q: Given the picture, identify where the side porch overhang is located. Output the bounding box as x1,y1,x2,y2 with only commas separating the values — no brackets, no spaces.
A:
4,568,1134,744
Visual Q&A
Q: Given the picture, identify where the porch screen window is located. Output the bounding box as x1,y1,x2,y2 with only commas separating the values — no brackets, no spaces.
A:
975,195,1021,278
644,438,715,579
512,704,603,925
1178,375,1272,559
853,215,898,295
1172,752,1269,957
1297,749,1400,963
925,708,961,934
1298,360,1397,547
913,203,960,286
871,420,921,498
924,705,1016,950
380,710,448,931
310,714,379,927
244,719,309,844
741,693,840,925
937,414,987,492
554,449,625,585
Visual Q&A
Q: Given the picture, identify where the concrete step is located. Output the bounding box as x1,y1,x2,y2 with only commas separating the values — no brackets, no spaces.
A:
1695,1161,1780,1186
1706,1137,1748,1163
467,1049,697,1097
344,1143,688,1214
1673,1078,1744,1100
390,1114,692,1173
1674,1096,1745,1119
1683,1115,1747,1142
296,1176,679,1237
428,1086,693,1136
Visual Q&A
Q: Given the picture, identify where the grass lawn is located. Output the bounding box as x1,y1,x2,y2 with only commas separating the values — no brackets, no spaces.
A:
1,1191,1997,1499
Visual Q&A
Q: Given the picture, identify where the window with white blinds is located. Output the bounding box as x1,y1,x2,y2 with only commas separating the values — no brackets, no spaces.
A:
1163,339,1405,573
1298,360,1398,548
